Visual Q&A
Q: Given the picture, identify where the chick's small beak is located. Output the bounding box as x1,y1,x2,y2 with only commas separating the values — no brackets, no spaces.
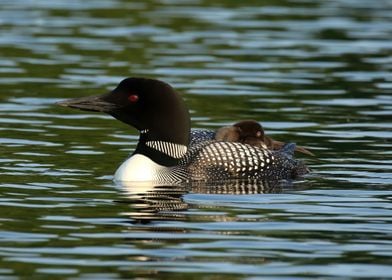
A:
56,94,117,113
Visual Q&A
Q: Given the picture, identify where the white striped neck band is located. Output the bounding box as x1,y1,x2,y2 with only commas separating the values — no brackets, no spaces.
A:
145,141,188,159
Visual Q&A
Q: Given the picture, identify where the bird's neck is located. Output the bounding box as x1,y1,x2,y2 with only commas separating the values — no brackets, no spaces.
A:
134,125,190,167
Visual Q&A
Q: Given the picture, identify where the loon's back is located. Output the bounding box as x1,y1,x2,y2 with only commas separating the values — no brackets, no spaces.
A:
181,140,308,181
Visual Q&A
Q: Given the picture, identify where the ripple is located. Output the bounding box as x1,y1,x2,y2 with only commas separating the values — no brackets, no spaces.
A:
66,150,104,155
0,138,61,147
0,231,57,243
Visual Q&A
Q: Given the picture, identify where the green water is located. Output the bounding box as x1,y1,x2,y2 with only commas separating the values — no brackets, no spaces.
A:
0,0,391,279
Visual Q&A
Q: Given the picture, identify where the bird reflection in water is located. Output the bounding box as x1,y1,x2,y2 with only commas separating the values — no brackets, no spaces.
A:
116,179,289,224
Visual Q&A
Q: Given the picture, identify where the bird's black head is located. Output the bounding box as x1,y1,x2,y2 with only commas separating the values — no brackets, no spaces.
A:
57,77,190,146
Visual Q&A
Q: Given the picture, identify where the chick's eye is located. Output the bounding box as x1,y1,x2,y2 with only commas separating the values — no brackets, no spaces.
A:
128,94,139,103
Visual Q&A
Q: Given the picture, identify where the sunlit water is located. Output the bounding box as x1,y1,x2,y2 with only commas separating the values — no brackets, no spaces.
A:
1,0,391,278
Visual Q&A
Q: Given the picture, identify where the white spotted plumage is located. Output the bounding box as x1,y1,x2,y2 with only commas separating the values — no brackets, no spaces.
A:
115,129,308,183
182,140,277,181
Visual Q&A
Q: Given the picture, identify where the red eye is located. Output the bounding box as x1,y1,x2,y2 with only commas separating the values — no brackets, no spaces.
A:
128,94,139,103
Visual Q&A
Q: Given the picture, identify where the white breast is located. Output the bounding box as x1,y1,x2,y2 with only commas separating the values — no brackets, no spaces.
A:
114,154,168,182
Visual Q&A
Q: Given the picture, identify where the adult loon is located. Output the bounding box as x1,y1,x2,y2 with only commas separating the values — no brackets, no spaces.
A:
215,120,315,156
58,77,309,183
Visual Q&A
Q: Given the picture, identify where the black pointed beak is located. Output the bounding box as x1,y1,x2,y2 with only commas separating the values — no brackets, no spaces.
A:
56,94,117,113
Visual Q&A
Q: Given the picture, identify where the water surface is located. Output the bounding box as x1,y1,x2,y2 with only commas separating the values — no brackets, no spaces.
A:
0,0,391,279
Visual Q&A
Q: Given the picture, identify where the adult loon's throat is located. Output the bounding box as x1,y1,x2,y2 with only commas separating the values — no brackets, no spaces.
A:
135,130,188,166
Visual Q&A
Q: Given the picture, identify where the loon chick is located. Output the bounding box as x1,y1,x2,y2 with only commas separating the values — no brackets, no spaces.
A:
215,120,315,156
57,77,309,183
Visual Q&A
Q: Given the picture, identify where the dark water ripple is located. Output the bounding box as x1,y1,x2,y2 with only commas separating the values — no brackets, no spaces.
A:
0,0,391,278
